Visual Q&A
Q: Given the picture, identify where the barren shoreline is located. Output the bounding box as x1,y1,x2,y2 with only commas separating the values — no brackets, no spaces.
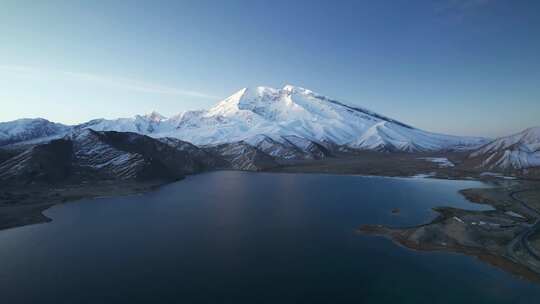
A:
0,179,169,231
359,182,540,283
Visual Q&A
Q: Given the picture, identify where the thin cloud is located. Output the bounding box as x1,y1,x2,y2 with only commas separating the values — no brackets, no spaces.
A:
0,65,219,99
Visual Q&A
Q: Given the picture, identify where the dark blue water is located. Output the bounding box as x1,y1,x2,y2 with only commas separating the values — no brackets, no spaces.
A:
0,171,539,303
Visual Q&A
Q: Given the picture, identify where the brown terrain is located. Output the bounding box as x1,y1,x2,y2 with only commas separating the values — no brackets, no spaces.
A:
0,180,166,231
359,180,540,283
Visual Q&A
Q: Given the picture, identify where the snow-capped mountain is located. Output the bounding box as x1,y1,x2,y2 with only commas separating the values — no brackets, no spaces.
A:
468,127,540,170
0,118,71,146
75,111,167,134
2,86,539,180
0,85,490,153
74,85,488,152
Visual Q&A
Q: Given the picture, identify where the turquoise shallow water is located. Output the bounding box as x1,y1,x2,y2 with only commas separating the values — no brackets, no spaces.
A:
0,171,538,303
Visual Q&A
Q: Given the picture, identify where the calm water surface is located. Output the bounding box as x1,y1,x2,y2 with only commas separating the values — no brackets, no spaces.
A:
1,171,539,303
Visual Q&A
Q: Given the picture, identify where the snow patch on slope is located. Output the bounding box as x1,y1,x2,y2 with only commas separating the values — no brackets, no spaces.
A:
70,129,145,179
470,127,540,170
0,118,71,146
419,157,455,167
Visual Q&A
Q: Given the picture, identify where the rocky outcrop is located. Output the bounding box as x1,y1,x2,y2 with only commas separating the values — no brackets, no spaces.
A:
0,130,227,184
204,142,278,171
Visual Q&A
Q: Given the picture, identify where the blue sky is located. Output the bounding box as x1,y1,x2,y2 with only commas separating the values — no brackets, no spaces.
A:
1,0,539,137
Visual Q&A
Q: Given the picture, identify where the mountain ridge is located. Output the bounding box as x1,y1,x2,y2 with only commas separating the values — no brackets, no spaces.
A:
466,126,540,172
0,85,490,153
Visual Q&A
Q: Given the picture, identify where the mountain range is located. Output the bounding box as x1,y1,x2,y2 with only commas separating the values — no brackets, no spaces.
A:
1,85,539,179
1,85,488,149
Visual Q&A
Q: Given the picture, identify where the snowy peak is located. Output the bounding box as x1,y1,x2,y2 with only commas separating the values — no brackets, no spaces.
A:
469,127,540,170
282,84,314,95
207,87,249,116
0,118,71,146
472,126,540,156
209,84,405,125
77,112,169,135
142,111,167,122
282,84,296,91
192,85,487,151
208,85,306,118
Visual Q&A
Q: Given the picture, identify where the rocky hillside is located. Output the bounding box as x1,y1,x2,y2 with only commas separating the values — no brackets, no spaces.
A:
0,138,73,183
204,141,278,171
464,127,540,176
0,130,227,184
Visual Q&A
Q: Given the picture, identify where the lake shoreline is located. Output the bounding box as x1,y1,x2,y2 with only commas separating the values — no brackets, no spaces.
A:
4,170,538,302
2,148,537,232
359,180,540,283
0,167,532,231
3,167,540,286
0,179,169,231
